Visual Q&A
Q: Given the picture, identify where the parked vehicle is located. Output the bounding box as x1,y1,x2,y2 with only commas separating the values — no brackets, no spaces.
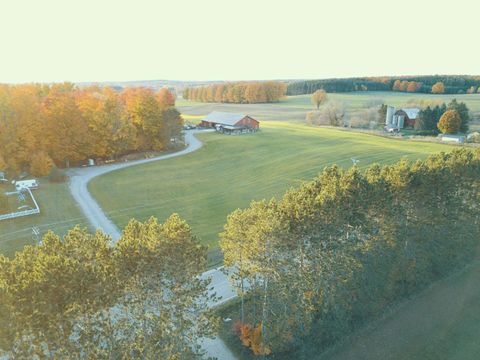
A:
183,124,197,130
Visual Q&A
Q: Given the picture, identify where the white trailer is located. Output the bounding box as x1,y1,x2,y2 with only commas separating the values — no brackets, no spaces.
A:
14,179,39,191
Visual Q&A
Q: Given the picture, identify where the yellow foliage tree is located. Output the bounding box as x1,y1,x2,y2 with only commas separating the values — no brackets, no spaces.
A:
311,89,327,109
437,109,462,134
432,81,445,94
30,151,54,177
0,154,6,171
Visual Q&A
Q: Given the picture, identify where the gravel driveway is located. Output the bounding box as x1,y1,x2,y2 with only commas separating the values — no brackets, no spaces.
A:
67,130,237,359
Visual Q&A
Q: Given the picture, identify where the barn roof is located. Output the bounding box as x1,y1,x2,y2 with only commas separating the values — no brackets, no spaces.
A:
203,111,248,126
397,108,421,119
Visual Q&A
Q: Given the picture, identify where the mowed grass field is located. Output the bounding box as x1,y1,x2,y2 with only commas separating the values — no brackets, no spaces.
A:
90,122,454,252
0,182,89,257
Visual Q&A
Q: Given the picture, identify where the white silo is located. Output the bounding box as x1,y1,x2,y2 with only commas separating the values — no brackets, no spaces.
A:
385,106,395,126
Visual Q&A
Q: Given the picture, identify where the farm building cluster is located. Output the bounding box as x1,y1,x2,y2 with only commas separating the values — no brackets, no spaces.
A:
385,106,421,131
200,111,259,134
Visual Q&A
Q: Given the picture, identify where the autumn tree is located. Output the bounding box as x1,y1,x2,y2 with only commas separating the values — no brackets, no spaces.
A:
156,87,175,108
437,109,462,134
392,80,402,91
214,84,225,102
431,81,445,94
43,83,90,167
399,80,409,92
407,81,421,93
311,89,327,109
0,154,6,171
30,151,54,177
0,84,182,173
184,81,286,104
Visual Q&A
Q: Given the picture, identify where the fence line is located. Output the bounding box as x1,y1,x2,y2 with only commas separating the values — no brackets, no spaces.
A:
0,188,40,221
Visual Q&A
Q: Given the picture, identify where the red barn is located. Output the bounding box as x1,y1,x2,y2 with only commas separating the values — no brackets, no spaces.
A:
200,111,259,134
394,108,421,128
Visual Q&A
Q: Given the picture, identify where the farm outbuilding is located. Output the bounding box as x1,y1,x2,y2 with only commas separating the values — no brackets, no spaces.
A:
385,106,421,129
200,112,259,134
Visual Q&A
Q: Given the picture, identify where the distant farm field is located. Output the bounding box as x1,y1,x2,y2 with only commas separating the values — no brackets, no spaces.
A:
90,122,454,252
178,92,480,127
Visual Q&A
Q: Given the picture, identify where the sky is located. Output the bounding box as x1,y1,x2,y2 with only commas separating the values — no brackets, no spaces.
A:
0,0,478,83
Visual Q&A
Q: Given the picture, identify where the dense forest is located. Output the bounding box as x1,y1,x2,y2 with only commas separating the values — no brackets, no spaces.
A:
221,149,480,356
183,81,286,103
287,75,480,95
0,83,182,176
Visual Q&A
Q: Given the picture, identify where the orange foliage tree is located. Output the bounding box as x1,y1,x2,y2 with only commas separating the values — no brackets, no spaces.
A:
437,109,461,134
184,81,286,104
0,84,181,174
30,151,54,177
234,321,271,356
432,81,445,94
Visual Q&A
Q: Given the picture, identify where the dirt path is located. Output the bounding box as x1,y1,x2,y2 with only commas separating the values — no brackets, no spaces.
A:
67,130,237,359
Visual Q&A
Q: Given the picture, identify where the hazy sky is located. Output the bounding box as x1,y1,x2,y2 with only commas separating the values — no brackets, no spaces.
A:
0,0,478,83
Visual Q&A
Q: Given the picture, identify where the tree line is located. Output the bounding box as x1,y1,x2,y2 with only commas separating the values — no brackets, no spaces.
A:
413,99,469,133
220,149,480,356
287,75,480,95
183,81,286,103
0,215,217,359
0,83,182,176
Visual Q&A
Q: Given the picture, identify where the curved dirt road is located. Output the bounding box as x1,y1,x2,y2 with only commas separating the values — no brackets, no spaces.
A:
67,130,237,359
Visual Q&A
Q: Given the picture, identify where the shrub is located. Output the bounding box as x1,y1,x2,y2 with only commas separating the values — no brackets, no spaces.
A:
467,132,480,143
30,151,54,177
306,102,346,126
48,166,68,183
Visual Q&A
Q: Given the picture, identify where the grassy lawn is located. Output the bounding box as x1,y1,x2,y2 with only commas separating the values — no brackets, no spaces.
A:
0,182,89,258
90,122,455,255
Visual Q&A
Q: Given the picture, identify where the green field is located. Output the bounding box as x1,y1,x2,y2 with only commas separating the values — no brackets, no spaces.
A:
0,182,89,257
90,122,455,253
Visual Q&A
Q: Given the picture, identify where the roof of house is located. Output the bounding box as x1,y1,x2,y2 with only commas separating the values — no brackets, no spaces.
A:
203,111,249,126
396,108,421,119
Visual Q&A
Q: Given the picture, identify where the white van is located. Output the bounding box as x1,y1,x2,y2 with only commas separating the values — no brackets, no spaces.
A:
15,179,39,191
